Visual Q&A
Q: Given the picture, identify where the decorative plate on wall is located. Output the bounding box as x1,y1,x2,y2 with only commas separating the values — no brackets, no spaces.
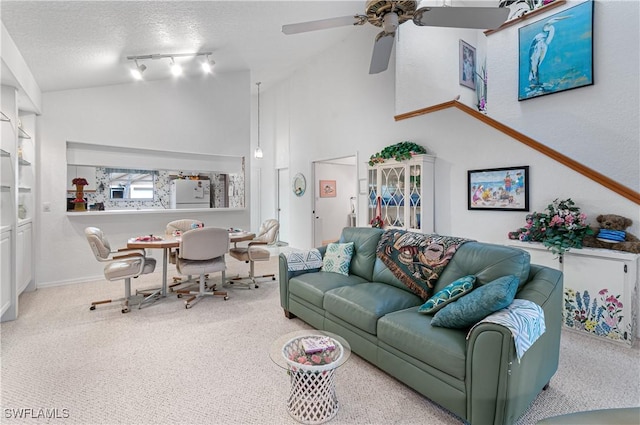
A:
293,173,306,197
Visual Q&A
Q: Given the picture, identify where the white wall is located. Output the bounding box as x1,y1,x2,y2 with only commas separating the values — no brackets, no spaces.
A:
260,0,638,250
397,1,639,193
37,73,252,286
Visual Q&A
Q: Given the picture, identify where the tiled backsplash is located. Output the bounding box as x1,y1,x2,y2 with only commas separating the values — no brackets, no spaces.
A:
76,167,244,210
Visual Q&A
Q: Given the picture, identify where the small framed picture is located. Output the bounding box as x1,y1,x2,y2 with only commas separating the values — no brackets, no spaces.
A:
468,166,529,211
319,180,336,198
459,39,476,90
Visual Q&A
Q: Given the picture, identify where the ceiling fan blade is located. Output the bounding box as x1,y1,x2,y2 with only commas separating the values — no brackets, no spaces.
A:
282,15,361,35
369,31,395,75
413,6,509,30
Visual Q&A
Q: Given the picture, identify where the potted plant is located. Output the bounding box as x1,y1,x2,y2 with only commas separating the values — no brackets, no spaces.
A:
368,141,427,166
508,198,594,256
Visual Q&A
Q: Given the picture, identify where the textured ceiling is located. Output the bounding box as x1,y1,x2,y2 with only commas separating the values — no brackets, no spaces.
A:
1,1,367,93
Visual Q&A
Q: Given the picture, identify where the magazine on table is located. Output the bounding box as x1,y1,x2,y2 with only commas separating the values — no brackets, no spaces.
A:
302,337,336,354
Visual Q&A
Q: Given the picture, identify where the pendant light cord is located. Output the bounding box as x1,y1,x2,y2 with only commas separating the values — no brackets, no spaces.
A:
257,82,261,150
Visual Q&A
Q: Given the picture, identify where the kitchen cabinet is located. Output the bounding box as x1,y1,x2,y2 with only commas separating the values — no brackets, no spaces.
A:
67,165,97,191
367,154,435,233
509,241,638,347
1,229,12,317
17,221,34,294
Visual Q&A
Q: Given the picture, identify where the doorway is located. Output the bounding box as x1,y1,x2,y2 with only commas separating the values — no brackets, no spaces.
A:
312,155,357,247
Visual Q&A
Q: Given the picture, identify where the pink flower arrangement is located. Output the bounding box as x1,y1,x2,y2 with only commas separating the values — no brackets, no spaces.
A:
72,177,88,186
508,198,593,256
290,352,334,366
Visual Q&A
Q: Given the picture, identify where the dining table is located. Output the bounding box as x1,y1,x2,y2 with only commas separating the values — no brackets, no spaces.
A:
127,230,256,298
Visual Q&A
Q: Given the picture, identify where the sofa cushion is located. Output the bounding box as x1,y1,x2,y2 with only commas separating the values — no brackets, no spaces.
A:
338,227,384,281
418,275,476,314
321,242,354,276
371,257,408,292
377,307,468,380
431,275,519,329
289,271,368,308
434,242,530,293
323,283,422,335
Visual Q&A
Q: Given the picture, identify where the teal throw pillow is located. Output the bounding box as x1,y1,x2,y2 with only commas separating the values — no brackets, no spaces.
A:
431,275,519,329
321,242,354,276
418,275,476,315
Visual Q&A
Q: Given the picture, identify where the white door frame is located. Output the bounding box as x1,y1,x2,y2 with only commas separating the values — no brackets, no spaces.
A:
311,153,359,247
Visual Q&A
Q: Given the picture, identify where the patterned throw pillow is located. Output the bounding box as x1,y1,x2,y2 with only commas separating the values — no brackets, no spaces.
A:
431,275,519,329
418,275,476,315
321,242,354,276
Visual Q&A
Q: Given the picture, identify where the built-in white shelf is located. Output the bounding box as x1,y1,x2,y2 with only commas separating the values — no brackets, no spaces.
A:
18,127,31,140
1,185,11,191
0,149,10,157
18,187,31,192
18,158,30,166
0,112,9,122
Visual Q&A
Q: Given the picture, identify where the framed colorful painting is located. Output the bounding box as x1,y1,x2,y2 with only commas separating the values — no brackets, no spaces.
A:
459,39,476,90
468,166,529,211
518,0,593,100
319,180,336,198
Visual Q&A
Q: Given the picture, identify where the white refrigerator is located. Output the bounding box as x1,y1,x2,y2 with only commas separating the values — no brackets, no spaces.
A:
170,179,211,209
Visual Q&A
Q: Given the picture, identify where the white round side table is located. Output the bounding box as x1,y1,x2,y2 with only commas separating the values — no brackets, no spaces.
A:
270,330,352,424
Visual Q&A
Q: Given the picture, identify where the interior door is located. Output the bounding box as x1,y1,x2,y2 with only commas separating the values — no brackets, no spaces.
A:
277,168,289,245
312,156,357,247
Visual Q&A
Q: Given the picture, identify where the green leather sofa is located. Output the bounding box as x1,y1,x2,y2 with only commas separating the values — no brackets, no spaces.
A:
279,227,563,425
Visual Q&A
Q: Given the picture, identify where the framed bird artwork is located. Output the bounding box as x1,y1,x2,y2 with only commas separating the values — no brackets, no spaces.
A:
518,0,593,100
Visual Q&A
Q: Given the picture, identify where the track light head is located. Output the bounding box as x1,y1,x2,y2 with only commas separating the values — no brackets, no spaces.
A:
169,57,182,76
202,55,215,74
131,60,146,80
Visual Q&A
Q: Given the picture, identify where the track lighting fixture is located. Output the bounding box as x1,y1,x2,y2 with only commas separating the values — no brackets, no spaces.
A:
254,82,263,159
202,55,215,74
130,60,146,80
169,57,182,76
126,51,214,80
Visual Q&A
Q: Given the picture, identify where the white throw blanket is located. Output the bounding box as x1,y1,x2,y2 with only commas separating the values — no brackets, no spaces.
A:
283,248,323,271
468,299,546,362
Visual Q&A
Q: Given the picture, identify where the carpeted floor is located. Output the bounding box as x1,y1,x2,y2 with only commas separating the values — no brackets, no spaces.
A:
1,256,638,424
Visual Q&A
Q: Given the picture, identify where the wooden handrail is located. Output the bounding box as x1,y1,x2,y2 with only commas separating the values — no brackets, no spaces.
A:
394,100,640,205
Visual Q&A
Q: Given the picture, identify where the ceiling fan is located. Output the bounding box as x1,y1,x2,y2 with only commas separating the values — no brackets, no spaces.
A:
282,1,509,74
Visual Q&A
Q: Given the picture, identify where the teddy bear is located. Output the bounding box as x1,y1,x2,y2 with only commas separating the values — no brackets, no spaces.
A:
582,214,640,254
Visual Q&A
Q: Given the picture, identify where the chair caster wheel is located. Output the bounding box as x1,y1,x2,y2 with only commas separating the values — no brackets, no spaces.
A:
255,285,259,289
122,309,129,314
177,294,182,298
90,306,96,311
224,296,229,301
271,277,276,281
185,304,191,309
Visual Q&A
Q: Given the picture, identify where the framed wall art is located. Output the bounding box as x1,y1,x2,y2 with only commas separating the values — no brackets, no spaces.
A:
319,180,336,198
468,166,529,211
518,0,593,101
459,39,476,90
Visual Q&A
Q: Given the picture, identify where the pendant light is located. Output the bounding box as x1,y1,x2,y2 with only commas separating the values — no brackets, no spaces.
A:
254,82,263,159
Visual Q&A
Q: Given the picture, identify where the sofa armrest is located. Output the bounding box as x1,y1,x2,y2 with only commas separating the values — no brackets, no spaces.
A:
465,265,563,425
278,246,327,314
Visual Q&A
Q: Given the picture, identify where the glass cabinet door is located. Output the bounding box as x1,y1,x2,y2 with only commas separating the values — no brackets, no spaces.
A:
380,166,405,228
367,154,435,233
408,163,422,230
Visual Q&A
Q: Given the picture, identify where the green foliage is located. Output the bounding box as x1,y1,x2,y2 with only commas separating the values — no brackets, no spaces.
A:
369,141,427,166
